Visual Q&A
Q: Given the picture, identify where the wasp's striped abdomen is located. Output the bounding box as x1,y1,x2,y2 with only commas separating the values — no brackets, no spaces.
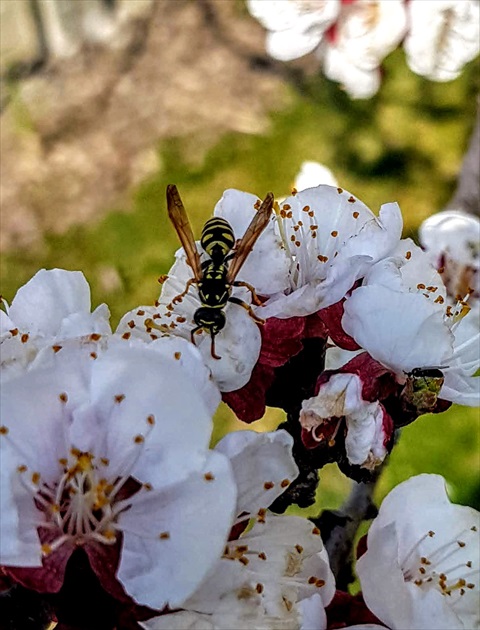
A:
201,217,235,264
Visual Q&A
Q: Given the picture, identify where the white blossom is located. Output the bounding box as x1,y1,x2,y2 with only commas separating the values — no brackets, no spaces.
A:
323,0,407,99
294,161,339,192
247,0,340,62
404,0,480,81
143,430,335,630
259,185,402,319
248,0,478,98
342,240,480,405
419,209,480,300
0,343,236,610
357,474,480,629
0,269,111,381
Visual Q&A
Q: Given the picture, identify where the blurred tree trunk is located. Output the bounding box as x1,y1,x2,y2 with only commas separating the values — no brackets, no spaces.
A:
37,0,116,58
446,98,480,217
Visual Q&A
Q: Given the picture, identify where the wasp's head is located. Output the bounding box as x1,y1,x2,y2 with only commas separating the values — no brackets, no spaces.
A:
194,307,226,336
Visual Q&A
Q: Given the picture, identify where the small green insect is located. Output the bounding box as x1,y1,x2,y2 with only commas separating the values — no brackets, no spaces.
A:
403,367,445,411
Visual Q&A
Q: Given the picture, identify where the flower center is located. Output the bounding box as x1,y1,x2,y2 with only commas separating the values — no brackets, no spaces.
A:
401,525,478,601
2,404,156,557
276,201,336,289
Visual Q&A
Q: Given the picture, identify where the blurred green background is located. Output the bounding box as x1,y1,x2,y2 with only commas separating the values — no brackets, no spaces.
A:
1,41,479,516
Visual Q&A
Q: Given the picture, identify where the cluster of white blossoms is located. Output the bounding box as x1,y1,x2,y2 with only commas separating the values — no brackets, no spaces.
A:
246,0,480,98
1,182,479,628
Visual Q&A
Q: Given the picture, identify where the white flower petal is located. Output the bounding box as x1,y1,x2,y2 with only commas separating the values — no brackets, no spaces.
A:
83,345,214,485
358,474,480,629
57,302,111,337
419,210,480,270
343,286,454,375
294,161,338,191
1,270,111,383
6,269,94,337
266,25,325,61
118,450,237,610
247,0,339,34
141,610,214,629
332,0,407,70
324,345,362,371
0,309,17,336
357,522,419,629
215,430,298,515
299,593,328,630
441,369,480,406
419,209,480,298
405,0,480,81
0,449,43,567
323,46,381,99
0,355,87,483
322,0,407,98
149,336,221,416
364,238,447,305
261,187,402,318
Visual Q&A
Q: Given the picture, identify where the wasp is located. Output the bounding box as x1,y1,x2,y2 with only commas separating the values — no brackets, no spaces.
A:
165,184,274,359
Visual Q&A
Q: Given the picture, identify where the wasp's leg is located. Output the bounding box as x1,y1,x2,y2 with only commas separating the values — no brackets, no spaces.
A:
172,278,197,305
190,324,204,346
210,332,222,360
231,280,263,306
228,296,265,324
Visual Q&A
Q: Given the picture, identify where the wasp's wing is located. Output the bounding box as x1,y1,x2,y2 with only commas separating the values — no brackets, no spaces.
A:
227,192,274,283
166,184,202,282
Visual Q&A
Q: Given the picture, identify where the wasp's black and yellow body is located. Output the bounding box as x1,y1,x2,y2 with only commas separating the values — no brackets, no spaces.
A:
201,217,236,264
166,185,274,359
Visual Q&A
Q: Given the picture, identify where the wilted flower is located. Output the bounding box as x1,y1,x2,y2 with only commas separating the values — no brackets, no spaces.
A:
300,371,393,469
357,474,480,629
0,343,236,610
